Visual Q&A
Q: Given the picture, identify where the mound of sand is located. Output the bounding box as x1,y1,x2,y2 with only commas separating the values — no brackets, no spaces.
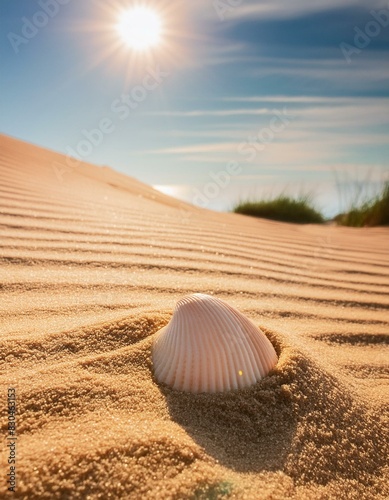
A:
0,134,388,499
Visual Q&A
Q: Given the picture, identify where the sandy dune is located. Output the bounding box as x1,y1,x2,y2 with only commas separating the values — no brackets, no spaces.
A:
0,133,388,499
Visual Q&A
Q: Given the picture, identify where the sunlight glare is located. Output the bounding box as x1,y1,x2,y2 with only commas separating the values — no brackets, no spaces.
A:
117,6,162,51
153,185,185,199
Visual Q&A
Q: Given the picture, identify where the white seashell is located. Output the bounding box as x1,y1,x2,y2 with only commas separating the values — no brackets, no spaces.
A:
152,293,278,393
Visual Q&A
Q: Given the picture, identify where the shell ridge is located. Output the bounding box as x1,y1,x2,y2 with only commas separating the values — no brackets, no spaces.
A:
174,312,189,391
153,326,170,380
190,305,202,392
201,299,236,391
202,298,240,391
200,298,230,393
222,309,259,387
161,319,182,387
216,305,255,389
181,306,194,392
155,324,177,381
229,309,271,378
237,314,270,379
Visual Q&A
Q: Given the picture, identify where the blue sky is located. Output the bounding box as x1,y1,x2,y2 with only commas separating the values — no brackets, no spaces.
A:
1,0,389,216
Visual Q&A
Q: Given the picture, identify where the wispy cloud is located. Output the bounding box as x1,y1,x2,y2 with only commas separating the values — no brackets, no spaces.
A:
199,0,388,21
140,97,389,176
146,143,240,154
143,108,274,117
221,96,389,104
245,55,389,91
146,97,389,127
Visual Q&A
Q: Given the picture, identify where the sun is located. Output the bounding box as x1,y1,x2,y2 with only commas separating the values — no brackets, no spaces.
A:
117,6,162,51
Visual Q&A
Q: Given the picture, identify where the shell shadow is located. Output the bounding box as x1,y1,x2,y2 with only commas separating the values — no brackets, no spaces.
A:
159,329,388,485
160,332,297,473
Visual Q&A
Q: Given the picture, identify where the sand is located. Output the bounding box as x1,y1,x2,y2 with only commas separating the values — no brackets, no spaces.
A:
0,133,388,499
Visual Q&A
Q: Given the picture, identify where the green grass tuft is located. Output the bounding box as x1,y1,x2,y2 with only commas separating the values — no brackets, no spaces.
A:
233,194,325,224
336,182,389,227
